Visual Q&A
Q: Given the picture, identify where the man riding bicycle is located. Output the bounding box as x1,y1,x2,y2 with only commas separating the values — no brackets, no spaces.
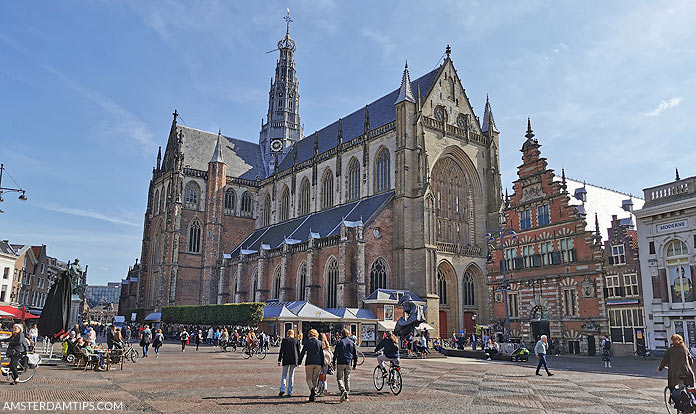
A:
246,329,258,354
374,331,400,377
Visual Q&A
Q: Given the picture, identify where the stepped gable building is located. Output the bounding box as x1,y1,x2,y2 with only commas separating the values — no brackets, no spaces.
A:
136,18,503,339
487,120,609,355
602,214,645,356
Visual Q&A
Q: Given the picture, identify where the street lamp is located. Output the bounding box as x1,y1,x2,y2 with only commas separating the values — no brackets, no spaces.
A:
0,163,28,213
485,206,518,343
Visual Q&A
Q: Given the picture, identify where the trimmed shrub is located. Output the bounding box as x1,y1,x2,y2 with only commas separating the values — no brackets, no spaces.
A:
161,303,264,326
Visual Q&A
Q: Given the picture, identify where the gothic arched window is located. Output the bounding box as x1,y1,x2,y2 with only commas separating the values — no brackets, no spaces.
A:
272,266,281,299
370,258,388,293
297,261,307,301
262,194,271,227
326,257,338,308
463,272,475,306
321,169,334,210
375,148,390,193
431,157,473,244
250,269,258,302
438,270,447,305
224,188,236,212
159,187,165,212
348,158,360,201
241,192,253,215
188,219,201,253
184,181,200,210
299,178,311,216
153,189,160,214
280,186,290,221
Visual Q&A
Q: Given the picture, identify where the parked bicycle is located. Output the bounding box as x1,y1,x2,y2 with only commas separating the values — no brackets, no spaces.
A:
633,348,651,360
1,352,39,383
111,343,139,363
242,344,266,360
372,359,402,395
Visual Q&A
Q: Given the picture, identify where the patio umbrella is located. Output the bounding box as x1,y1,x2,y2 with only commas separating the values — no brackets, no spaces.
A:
0,309,14,318
37,270,72,340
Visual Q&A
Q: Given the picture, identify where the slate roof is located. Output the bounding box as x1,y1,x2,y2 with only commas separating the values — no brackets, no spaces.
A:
230,191,393,257
277,67,441,173
0,241,16,256
555,177,644,240
177,125,265,180
324,307,377,321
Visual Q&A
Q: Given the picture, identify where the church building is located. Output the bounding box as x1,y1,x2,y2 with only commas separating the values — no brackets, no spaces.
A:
135,18,503,338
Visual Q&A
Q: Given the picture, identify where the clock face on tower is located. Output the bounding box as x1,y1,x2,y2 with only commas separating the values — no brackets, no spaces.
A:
270,139,283,152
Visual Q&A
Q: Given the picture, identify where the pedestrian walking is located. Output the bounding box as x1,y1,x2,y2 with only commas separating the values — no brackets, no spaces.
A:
29,324,38,347
153,329,164,358
106,325,116,350
601,335,612,368
277,329,301,397
658,334,695,390
88,327,97,344
195,329,203,351
180,329,189,352
207,327,214,345
298,329,324,402
332,328,358,402
534,335,553,377
317,333,333,397
140,325,152,358
113,328,123,349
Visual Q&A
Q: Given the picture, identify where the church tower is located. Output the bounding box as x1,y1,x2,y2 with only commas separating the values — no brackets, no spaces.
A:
259,10,303,176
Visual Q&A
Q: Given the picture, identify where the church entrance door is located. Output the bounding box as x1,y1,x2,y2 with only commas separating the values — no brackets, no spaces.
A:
439,311,448,339
463,312,475,334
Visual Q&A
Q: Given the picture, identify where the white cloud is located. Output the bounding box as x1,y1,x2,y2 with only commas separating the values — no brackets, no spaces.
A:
38,204,139,227
360,28,396,58
645,97,683,117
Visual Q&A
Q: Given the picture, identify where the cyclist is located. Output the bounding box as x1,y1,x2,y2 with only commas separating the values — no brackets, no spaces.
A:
375,331,400,377
246,329,258,354
659,333,695,391
1,324,29,385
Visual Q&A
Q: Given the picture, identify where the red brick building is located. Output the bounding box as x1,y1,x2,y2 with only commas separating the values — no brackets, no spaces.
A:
487,120,608,355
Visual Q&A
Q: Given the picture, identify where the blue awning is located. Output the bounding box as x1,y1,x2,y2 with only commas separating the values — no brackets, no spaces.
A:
144,312,161,321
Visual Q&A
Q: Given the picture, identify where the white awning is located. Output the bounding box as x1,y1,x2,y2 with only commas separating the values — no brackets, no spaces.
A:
378,320,396,331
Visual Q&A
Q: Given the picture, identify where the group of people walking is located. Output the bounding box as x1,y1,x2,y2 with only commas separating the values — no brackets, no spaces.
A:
278,328,359,402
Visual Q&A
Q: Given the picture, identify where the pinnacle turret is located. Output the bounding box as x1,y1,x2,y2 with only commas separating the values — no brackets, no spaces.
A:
211,130,224,164
481,94,499,133
395,61,415,104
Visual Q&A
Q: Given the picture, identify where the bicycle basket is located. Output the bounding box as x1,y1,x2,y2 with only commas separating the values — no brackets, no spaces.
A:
26,353,40,369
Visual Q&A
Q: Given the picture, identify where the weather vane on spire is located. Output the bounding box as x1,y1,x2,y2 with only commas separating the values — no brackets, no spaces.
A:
284,8,293,34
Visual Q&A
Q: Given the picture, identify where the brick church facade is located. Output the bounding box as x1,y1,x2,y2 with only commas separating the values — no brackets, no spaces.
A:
135,21,503,338
487,122,609,355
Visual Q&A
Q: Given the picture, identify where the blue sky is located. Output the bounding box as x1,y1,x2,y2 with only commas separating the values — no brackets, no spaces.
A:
1,1,694,285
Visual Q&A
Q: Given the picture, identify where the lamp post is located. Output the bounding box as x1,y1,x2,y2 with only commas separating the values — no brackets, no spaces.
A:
486,208,517,343
0,163,28,213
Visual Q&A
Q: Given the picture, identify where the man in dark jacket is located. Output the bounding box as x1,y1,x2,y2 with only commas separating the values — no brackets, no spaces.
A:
106,325,115,350
299,329,323,402
1,324,30,384
332,328,358,402
277,329,301,397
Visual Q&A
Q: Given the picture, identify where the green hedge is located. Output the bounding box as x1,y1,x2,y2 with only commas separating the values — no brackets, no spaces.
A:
161,303,264,326
121,308,146,323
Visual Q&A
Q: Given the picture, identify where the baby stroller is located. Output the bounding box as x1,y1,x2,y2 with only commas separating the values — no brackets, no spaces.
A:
510,345,530,362
62,338,80,364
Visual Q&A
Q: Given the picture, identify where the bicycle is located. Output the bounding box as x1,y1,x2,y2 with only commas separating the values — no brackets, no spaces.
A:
111,343,139,363
633,348,651,360
373,359,402,395
1,353,39,383
665,385,696,414
242,344,266,360
356,350,365,366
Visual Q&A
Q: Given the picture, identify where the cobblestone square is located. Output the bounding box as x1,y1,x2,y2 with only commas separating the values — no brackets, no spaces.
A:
1,344,669,413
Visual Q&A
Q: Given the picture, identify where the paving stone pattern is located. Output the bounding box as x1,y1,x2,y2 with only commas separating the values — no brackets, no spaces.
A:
2,344,668,413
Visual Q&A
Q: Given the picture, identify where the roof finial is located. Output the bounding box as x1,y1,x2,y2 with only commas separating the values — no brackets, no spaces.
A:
561,168,567,192
445,44,451,59
172,109,178,124
337,118,343,144
594,212,602,244
284,8,292,35
525,117,535,140
364,105,370,133
482,94,498,133
676,167,680,181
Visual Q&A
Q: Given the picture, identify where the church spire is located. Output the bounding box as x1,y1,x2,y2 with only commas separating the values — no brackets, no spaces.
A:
481,94,499,133
395,61,415,104
211,129,224,164
259,9,303,176
525,117,535,141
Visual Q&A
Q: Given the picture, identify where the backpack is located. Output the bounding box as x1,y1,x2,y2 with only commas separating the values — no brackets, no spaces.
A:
603,340,611,350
